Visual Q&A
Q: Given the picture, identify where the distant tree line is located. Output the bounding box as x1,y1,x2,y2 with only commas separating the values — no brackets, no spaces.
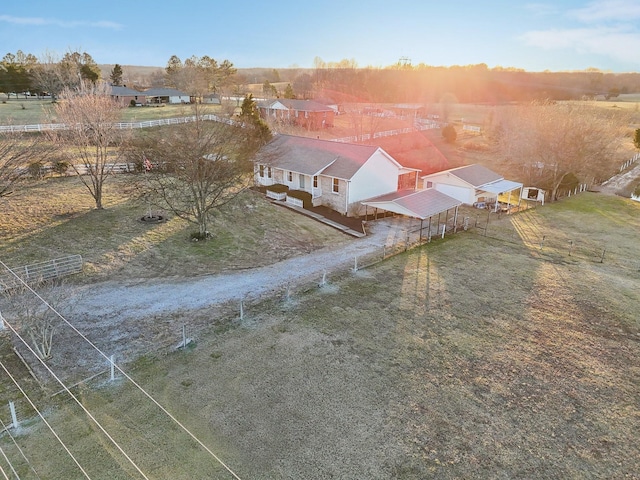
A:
7,48,638,104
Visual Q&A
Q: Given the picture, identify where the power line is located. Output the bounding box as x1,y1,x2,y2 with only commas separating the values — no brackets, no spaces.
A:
0,417,41,480
0,443,19,480
0,317,149,480
0,360,92,479
0,461,10,480
0,261,243,480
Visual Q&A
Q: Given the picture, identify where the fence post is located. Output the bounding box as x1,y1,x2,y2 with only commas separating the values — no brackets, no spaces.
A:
9,401,17,429
600,248,606,263
540,235,546,250
568,240,573,257
110,355,115,381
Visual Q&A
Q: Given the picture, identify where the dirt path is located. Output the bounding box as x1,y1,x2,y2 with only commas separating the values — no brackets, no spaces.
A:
598,160,640,194
70,217,409,321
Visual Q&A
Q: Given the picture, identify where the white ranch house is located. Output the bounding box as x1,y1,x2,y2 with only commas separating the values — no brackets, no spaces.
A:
143,87,190,104
254,135,420,216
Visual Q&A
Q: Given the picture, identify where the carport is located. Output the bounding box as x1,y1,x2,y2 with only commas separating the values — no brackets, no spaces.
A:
362,189,463,240
479,180,523,211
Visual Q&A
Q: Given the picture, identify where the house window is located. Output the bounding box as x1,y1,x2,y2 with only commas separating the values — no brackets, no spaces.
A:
259,165,265,177
299,175,305,189
313,176,318,188
304,111,309,118
288,171,293,182
426,181,433,188
267,167,272,178
332,178,339,193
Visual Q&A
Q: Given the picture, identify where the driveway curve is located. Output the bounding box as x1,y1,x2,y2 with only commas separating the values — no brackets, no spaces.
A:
71,217,410,320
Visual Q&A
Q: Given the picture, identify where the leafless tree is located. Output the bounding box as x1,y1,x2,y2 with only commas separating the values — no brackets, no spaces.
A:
496,102,629,200
31,50,101,100
124,103,268,238
2,281,69,361
46,81,129,209
0,130,49,198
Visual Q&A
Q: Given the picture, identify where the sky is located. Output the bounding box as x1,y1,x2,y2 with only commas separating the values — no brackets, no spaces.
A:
1,0,640,72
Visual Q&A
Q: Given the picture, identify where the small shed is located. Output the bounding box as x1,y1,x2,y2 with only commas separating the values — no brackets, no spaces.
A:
522,187,546,205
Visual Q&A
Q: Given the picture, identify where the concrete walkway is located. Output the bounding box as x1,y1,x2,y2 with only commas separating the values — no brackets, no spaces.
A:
273,201,366,238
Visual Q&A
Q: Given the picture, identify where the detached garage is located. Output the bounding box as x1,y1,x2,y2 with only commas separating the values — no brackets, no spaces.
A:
422,164,523,210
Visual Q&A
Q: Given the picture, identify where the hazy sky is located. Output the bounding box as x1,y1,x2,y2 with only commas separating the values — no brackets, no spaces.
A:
1,0,640,72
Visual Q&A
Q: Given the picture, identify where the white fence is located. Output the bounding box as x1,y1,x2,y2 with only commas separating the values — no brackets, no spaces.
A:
0,114,237,133
330,122,438,144
0,255,83,291
618,152,639,172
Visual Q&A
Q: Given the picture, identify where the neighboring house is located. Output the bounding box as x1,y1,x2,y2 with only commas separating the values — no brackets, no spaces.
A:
257,99,335,129
110,85,146,106
421,164,523,207
143,87,190,104
314,96,344,115
254,135,420,216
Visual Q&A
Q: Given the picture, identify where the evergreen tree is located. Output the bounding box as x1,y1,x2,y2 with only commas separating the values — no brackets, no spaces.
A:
110,64,123,86
283,83,295,99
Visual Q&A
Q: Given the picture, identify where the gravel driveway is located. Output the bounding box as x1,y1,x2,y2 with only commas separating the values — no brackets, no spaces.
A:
71,217,409,321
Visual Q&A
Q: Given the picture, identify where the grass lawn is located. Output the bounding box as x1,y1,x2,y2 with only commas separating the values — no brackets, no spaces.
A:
0,175,350,281
0,98,226,126
0,187,637,478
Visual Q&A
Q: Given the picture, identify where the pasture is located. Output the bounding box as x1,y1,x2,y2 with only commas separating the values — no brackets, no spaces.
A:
0,182,637,478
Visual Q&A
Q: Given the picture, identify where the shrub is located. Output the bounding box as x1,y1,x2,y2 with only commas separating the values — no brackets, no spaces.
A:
287,189,312,207
267,183,289,193
28,161,46,179
130,99,137,107
52,160,70,175
442,124,457,143
633,184,640,197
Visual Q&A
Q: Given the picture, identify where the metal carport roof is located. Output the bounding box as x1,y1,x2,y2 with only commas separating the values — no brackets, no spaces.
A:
361,189,462,220
479,179,523,195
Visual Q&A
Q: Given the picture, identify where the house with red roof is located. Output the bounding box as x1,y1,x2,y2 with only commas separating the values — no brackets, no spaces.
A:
254,135,420,216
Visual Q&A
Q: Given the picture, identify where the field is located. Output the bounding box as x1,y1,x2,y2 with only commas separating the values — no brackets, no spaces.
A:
0,173,638,478
0,98,227,126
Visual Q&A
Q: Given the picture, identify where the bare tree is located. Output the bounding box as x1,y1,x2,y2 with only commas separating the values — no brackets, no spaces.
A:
496,102,628,200
2,282,68,361
46,81,128,209
0,131,49,198
31,50,101,100
124,103,268,238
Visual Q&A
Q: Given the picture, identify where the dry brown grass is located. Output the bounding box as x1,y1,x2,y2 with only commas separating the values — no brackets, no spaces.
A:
1,190,638,478
0,175,350,282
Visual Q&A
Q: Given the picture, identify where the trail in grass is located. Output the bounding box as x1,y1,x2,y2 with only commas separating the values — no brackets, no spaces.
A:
70,217,409,320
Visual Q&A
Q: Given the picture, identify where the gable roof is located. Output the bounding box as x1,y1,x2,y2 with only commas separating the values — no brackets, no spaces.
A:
110,85,144,96
426,164,503,188
259,99,333,112
143,87,189,97
256,134,389,180
362,188,462,220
